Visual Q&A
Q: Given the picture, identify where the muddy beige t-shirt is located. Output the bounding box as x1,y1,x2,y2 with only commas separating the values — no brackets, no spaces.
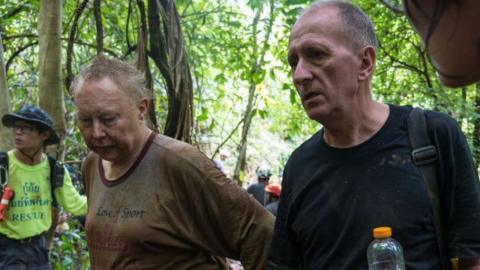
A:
82,133,274,270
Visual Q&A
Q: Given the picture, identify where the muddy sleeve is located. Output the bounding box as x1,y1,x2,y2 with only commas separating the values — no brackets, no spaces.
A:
169,148,275,270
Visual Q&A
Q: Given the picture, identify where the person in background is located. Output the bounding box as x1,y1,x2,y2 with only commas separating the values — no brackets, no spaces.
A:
55,212,70,234
213,149,230,174
264,183,281,217
247,167,271,206
403,0,480,88
267,1,480,269
0,105,87,270
72,55,274,270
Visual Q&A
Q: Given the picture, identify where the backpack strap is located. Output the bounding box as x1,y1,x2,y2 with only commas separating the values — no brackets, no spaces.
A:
407,107,448,270
47,156,64,207
0,152,8,190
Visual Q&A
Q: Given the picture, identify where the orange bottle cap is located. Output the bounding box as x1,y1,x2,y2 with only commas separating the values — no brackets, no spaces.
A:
373,226,392,238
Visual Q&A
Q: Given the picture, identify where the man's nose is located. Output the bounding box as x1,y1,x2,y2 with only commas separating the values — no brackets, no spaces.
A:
92,120,106,138
292,59,313,86
13,128,22,135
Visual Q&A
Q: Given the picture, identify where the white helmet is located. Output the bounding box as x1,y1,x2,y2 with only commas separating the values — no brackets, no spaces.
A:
256,167,271,180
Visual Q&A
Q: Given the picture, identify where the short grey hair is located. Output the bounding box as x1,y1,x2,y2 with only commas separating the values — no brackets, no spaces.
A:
70,55,150,103
302,0,378,51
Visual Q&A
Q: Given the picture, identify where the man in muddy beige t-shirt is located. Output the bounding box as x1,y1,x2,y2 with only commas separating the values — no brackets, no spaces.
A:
72,56,274,270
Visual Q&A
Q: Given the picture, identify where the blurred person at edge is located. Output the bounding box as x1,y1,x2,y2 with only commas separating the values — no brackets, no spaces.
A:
71,55,274,270
267,1,480,269
403,0,480,88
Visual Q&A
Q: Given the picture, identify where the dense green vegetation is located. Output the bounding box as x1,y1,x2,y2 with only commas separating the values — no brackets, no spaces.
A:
1,0,479,268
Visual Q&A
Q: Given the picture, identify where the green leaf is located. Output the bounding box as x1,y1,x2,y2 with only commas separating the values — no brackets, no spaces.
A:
259,109,268,119
197,107,209,122
289,88,297,104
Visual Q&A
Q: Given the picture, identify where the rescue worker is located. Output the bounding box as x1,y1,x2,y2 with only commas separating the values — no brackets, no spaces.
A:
265,183,281,216
0,105,87,270
247,167,271,206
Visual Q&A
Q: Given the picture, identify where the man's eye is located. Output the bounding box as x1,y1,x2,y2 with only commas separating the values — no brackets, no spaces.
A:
101,117,117,126
13,125,33,133
78,118,92,127
288,57,298,69
309,50,326,60
23,126,33,132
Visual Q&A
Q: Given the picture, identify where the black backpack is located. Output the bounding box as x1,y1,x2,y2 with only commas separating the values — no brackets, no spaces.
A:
408,107,450,270
0,151,64,207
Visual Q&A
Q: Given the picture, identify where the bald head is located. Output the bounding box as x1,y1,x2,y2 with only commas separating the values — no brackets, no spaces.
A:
71,55,150,104
295,0,378,52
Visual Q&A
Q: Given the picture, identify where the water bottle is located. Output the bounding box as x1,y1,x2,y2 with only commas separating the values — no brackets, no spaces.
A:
367,226,406,270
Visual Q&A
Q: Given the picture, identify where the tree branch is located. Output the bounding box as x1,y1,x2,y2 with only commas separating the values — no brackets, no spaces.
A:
4,3,29,19
94,0,104,54
3,34,37,40
5,41,38,72
211,117,245,159
379,43,424,75
65,0,89,94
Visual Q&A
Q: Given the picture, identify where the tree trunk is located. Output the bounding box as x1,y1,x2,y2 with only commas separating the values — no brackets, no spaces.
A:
136,0,158,132
0,33,12,150
38,0,65,251
147,0,193,143
233,0,274,184
233,84,256,183
38,0,66,160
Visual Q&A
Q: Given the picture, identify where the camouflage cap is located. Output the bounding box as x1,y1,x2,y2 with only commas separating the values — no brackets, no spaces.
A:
2,105,60,145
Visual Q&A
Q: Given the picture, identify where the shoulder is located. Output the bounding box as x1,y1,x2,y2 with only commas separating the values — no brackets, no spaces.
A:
400,104,459,133
81,151,99,185
284,131,323,176
422,109,464,143
423,109,460,130
402,106,465,148
82,151,98,170
289,131,322,161
247,183,261,191
152,134,193,152
281,131,323,191
152,134,210,165
6,150,15,161
151,134,221,184
396,104,461,140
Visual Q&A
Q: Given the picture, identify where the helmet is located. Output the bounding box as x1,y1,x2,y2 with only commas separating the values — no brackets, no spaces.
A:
256,167,271,180
2,105,60,145
265,183,281,197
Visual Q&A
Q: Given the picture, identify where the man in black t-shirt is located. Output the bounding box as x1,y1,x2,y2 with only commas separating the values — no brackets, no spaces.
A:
267,1,480,270
247,168,271,206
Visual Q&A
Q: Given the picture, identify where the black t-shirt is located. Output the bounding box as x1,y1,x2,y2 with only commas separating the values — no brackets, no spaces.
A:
247,182,267,206
268,104,480,270
266,201,279,217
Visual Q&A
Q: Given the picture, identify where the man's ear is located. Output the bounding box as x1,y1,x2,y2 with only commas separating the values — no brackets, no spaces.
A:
358,46,376,81
40,130,51,143
137,98,149,121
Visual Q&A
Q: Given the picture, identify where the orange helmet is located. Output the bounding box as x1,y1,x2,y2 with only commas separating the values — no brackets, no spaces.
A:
265,183,281,197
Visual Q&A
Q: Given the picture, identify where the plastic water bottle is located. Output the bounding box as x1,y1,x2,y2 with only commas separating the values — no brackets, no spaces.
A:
367,226,406,270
